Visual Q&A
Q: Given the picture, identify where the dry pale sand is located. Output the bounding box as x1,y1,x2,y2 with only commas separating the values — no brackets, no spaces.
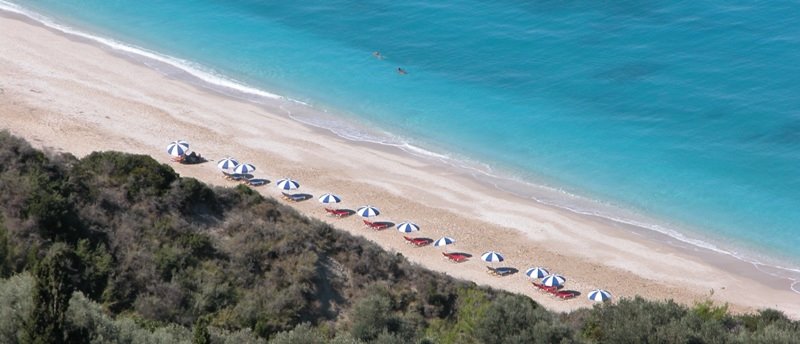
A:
1,13,798,317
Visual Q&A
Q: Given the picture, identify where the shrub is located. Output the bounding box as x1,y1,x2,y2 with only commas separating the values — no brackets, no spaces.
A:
0,273,33,343
349,289,396,341
69,151,177,202
67,291,194,344
474,294,572,344
692,299,730,322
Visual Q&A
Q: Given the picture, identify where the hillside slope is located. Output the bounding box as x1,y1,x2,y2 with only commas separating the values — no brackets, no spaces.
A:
0,131,797,343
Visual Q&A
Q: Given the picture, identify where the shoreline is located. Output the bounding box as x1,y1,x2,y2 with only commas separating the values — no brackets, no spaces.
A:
1,10,798,317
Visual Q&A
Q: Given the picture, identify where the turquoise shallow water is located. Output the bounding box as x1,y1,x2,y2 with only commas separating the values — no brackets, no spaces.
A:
5,1,800,269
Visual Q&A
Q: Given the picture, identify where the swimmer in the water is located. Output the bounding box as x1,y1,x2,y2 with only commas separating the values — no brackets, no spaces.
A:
397,67,408,75
372,51,383,59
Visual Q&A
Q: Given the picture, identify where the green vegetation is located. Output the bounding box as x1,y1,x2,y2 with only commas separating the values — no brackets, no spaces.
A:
0,130,797,343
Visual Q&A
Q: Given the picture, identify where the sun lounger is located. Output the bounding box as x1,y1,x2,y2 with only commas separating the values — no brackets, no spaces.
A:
223,172,248,181
324,207,352,218
403,236,431,247
281,192,308,202
531,282,558,293
486,266,515,276
363,220,390,230
246,178,267,186
442,252,468,263
554,290,577,300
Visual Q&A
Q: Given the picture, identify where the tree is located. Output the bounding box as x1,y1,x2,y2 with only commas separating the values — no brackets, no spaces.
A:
0,273,34,343
349,291,394,341
23,243,80,344
193,316,211,344
0,218,9,278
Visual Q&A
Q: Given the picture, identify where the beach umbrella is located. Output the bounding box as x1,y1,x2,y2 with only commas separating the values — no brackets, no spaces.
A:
525,267,549,279
481,251,504,263
276,178,300,190
318,193,342,204
433,237,455,247
587,289,612,302
216,157,239,171
541,274,566,287
166,140,189,157
396,222,420,233
356,205,380,218
233,163,256,174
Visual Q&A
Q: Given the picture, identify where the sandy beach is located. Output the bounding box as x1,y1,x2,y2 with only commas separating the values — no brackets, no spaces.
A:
1,12,798,317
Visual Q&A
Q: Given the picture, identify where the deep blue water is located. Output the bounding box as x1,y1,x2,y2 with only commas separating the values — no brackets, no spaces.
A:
5,0,800,267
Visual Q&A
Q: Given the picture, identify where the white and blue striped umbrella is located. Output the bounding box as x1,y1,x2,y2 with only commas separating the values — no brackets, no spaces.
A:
217,157,239,171
481,251,504,263
433,237,455,247
525,267,549,279
318,193,342,204
166,140,189,157
356,205,380,218
396,222,420,233
587,289,612,302
276,178,300,190
541,274,566,287
233,163,256,174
